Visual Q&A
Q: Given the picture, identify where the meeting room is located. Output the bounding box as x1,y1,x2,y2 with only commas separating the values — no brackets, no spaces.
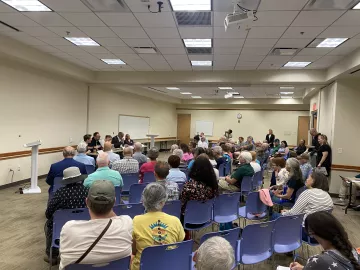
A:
1,0,360,270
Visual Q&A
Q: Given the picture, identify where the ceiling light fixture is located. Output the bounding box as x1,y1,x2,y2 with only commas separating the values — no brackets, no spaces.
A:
169,0,211,11
183,39,212,48
281,96,293,99
352,2,360,9
280,86,295,90
228,91,239,95
224,93,233,99
65,37,100,46
166,87,180,90
280,92,294,95
284,61,311,68
191,60,212,66
1,0,52,11
101,59,126,65
191,96,202,99
218,87,233,90
180,92,192,95
317,38,348,48
233,96,244,99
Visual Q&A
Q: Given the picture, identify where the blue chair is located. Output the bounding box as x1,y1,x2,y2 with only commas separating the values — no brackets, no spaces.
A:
225,161,231,175
272,214,304,259
162,200,181,219
65,256,130,269
123,183,148,204
240,176,253,199
184,200,214,232
238,192,267,227
121,173,139,194
143,172,156,183
213,192,241,224
113,203,144,219
237,221,274,265
140,240,193,270
219,163,226,177
252,171,263,190
85,165,95,175
52,177,64,193
115,186,122,204
176,182,185,193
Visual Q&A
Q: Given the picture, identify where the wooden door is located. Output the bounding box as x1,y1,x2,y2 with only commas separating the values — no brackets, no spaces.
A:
297,116,310,145
177,114,191,145
313,115,317,129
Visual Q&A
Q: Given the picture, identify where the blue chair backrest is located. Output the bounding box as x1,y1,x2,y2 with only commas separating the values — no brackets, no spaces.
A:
200,227,240,253
272,214,303,249
241,176,253,193
115,186,122,203
184,200,214,226
121,173,139,193
129,183,148,204
143,172,156,183
176,182,185,193
65,256,131,269
85,165,95,175
253,171,262,189
162,200,181,219
113,203,144,219
295,186,307,202
53,177,64,193
213,192,241,220
245,192,267,215
52,208,90,248
186,159,193,165
140,240,193,270
218,163,226,177
239,221,274,262
225,162,231,175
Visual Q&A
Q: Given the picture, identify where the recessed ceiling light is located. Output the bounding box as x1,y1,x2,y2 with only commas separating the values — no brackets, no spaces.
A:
1,0,52,11
281,96,293,99
166,87,180,90
218,87,233,90
280,86,295,90
191,96,202,99
180,92,192,95
65,37,100,46
191,61,212,66
284,62,311,68
184,39,212,48
169,0,211,11
353,2,360,9
233,96,244,99
280,92,294,95
224,93,233,99
317,38,348,48
311,88,316,90
101,59,126,65
228,91,239,95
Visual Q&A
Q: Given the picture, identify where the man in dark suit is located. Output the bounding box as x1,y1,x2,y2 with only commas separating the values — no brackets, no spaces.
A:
265,129,275,148
46,146,87,190
111,132,124,148
88,132,102,151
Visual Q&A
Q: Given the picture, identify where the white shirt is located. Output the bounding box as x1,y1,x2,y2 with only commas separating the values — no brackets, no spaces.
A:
197,141,208,149
250,161,261,173
209,159,217,168
106,151,120,166
59,216,133,270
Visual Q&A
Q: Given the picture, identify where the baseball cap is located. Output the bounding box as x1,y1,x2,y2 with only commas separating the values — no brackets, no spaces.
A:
88,180,115,204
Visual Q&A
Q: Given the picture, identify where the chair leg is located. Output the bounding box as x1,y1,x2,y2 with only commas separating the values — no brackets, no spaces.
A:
49,248,52,270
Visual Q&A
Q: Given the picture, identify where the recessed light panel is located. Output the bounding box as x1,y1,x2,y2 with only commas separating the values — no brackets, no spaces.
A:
184,39,212,48
281,96,293,99
1,0,52,11
101,59,126,65
280,92,294,95
280,86,295,90
317,38,348,48
233,96,244,99
284,62,311,68
170,0,211,11
224,93,232,99
191,96,202,99
228,92,239,95
191,60,212,66
354,2,360,9
180,92,192,95
166,87,180,90
218,87,233,90
65,37,100,46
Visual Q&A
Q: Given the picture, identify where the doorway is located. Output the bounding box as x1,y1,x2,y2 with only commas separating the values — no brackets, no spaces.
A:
177,114,191,145
312,111,318,129
297,116,310,145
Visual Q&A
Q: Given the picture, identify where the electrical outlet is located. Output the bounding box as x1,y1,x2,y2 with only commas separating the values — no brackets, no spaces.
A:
17,165,21,171
338,148,343,154
69,137,73,143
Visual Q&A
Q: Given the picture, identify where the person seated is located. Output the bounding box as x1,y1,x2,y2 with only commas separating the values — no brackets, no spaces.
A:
295,139,307,156
111,132,124,148
180,155,219,216
205,148,217,168
82,134,92,151
155,161,179,201
189,141,198,154
250,151,261,173
170,144,179,153
172,148,185,163
44,167,88,265
200,132,209,144
335,172,360,207
132,183,185,270
197,136,209,149
237,136,245,148
256,142,269,166
167,155,187,183
123,134,134,146
275,140,289,157
83,152,123,188
297,153,312,181
112,147,139,174
221,143,232,161
218,151,254,192
241,136,255,151
272,139,281,154
270,157,289,187
213,146,225,169
74,142,95,167
46,146,87,190
60,180,132,270
103,142,120,166
187,147,206,170
289,211,360,270
104,135,112,143
88,132,103,152
193,237,235,270
132,142,148,164
180,143,194,162
271,158,304,205
139,147,159,183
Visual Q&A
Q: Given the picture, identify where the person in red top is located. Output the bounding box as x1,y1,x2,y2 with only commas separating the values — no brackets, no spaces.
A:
139,147,159,183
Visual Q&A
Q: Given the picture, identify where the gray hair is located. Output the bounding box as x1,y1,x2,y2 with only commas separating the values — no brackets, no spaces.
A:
239,151,252,164
286,158,303,180
147,147,159,160
77,142,87,153
97,152,109,167
213,146,223,156
142,182,167,212
173,149,183,160
63,146,75,158
134,142,142,152
170,144,179,152
196,237,235,270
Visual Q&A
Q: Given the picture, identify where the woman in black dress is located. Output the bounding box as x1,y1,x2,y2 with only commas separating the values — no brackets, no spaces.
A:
316,134,332,176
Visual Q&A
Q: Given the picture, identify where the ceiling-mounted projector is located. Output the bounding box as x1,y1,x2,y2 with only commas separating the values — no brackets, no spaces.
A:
224,10,255,32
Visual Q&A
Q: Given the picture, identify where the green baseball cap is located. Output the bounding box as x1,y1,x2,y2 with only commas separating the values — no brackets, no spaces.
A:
88,180,115,204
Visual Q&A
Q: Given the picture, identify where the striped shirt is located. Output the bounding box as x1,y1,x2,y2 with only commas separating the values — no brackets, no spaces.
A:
282,188,333,225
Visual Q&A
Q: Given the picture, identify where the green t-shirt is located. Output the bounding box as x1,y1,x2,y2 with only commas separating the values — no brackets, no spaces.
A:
231,164,254,188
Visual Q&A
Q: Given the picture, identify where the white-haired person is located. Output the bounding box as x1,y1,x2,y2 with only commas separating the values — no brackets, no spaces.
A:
132,183,185,270
132,142,148,165
103,142,120,166
170,144,179,153
112,147,139,174
193,237,235,270
74,142,96,167
218,151,254,192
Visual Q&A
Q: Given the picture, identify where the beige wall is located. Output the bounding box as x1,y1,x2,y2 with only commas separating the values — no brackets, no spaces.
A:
0,62,88,186
177,109,309,145
318,83,337,145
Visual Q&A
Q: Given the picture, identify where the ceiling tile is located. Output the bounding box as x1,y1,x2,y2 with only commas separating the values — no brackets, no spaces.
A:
37,37,71,46
90,53,117,59
188,55,213,61
262,55,293,64
213,66,235,70
240,47,272,55
257,62,282,69
31,45,60,53
213,47,241,55
258,0,308,10
93,37,126,46
114,54,142,63
0,13,39,27
25,12,72,27
179,27,213,38
275,38,313,48
151,38,183,48
124,0,172,12
291,11,345,27
81,46,109,53
0,2,17,12
327,46,356,56
238,55,266,62
18,26,58,37
134,13,176,28
111,27,148,38
127,60,153,70
163,55,189,64
247,27,287,39
332,11,360,26
244,39,278,48
140,54,172,69
46,26,86,37
236,61,261,67
312,55,343,66
60,13,106,27
106,46,135,54
235,66,257,70
78,27,117,38
172,66,192,71
214,39,245,48
158,47,187,55
192,66,213,71
214,55,238,66
252,11,299,26
290,55,322,62
214,26,248,39
318,26,360,38
340,38,360,47
95,13,140,27
53,45,85,53
144,27,180,39
40,0,91,12
297,48,334,56
282,26,326,38
11,35,46,46
123,38,154,47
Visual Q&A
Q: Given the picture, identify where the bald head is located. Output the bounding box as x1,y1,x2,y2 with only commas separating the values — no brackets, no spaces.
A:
103,142,112,152
310,128,318,136
134,142,142,152
124,147,133,157
97,152,109,167
63,146,75,158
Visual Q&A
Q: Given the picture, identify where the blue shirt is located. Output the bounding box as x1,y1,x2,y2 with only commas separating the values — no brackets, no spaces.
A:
83,167,123,188
166,168,187,183
187,160,195,170
74,153,95,167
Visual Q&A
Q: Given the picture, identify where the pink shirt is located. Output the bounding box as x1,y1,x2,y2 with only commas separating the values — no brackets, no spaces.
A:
182,152,194,162
139,161,156,183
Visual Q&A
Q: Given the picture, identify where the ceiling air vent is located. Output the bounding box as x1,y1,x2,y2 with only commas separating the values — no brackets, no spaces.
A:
81,0,130,12
147,87,168,94
175,12,212,26
270,48,299,56
133,47,158,54
187,48,212,54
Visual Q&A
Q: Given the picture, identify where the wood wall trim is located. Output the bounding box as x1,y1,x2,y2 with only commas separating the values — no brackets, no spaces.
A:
331,164,360,173
176,108,309,111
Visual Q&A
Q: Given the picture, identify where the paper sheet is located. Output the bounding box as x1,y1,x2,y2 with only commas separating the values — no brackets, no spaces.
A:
277,267,290,270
